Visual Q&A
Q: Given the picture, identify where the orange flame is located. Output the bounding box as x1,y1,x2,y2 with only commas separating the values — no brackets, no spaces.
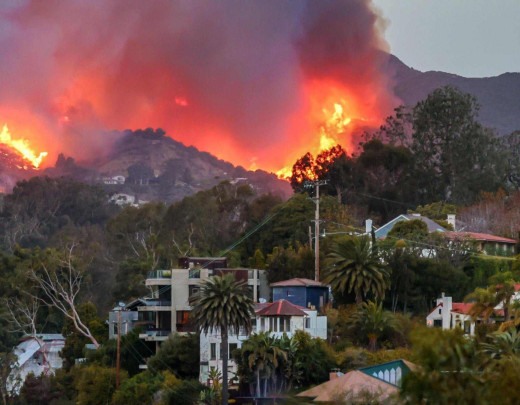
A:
0,124,48,168
276,96,354,179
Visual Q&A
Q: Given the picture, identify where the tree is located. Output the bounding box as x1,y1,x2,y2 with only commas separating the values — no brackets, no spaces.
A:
411,86,506,204
74,364,125,405
347,301,396,351
324,236,390,305
480,328,520,360
27,245,100,348
189,274,254,405
147,333,200,379
236,332,287,398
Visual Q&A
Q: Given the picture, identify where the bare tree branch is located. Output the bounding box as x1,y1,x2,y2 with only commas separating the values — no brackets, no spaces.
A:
27,244,99,348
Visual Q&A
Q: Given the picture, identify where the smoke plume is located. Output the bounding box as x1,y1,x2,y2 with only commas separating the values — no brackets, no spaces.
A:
0,0,397,172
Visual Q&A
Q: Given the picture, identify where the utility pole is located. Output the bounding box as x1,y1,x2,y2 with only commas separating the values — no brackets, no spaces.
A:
306,179,327,281
116,309,121,389
114,302,126,390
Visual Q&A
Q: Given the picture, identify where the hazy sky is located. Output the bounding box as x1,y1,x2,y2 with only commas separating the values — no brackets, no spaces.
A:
373,0,520,77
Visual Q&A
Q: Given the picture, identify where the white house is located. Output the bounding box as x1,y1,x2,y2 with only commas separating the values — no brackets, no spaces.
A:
7,334,65,396
426,294,476,335
199,299,327,384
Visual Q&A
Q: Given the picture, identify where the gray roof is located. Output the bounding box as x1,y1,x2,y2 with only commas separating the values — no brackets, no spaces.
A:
374,214,447,239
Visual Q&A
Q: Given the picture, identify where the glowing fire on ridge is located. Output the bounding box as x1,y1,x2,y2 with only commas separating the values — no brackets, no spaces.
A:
0,124,48,168
276,98,353,179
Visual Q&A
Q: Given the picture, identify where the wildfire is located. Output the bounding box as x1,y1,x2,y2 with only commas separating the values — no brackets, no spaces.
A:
0,124,48,168
276,97,353,179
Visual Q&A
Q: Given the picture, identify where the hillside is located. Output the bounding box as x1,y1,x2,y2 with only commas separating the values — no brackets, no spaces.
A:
388,54,520,135
84,128,292,203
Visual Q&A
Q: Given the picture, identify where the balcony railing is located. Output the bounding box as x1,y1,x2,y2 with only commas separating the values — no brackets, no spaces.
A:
141,300,171,307
142,329,171,337
147,270,172,279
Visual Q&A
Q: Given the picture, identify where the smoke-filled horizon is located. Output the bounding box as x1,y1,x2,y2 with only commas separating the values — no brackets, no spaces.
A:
0,0,398,172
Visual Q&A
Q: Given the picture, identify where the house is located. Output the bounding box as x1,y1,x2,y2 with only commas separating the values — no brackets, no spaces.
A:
134,257,268,368
7,334,65,396
108,300,148,340
428,284,520,335
426,294,476,335
199,299,327,384
271,278,330,312
102,175,125,185
109,193,148,207
371,213,448,239
444,231,517,256
297,359,416,403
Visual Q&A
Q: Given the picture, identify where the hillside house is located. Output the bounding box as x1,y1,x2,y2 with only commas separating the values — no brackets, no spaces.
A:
199,299,327,384
426,294,476,335
297,359,416,402
371,213,448,239
7,334,65,396
271,278,330,312
121,257,268,369
444,231,517,256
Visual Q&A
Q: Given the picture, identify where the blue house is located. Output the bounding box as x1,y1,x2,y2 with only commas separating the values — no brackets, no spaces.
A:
271,278,329,311
373,213,447,239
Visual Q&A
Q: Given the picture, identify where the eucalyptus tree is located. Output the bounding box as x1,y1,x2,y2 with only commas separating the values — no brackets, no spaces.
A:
189,274,254,405
324,236,390,305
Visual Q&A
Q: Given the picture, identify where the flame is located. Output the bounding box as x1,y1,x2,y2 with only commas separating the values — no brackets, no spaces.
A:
0,124,48,168
276,90,358,179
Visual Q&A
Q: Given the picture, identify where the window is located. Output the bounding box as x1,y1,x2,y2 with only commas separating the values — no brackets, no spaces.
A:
229,343,238,359
269,317,278,332
305,317,311,329
189,268,200,279
189,285,200,298
433,319,442,328
280,317,291,332
210,343,217,360
176,311,190,325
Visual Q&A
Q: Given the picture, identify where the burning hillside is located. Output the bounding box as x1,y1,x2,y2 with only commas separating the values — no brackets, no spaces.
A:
0,0,397,175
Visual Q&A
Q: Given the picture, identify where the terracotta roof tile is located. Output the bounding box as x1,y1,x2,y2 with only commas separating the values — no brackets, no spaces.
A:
444,231,517,244
255,299,308,317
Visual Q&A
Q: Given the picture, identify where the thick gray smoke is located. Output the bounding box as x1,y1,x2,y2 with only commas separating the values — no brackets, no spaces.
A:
0,0,396,171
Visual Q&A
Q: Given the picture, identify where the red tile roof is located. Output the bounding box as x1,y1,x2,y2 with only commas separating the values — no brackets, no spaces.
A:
255,299,308,317
451,303,474,315
444,231,517,244
270,278,327,287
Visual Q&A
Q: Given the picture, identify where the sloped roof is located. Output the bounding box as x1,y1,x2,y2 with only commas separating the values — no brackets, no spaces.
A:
297,370,398,402
270,278,327,287
374,214,447,239
444,231,517,244
255,299,308,317
451,303,474,315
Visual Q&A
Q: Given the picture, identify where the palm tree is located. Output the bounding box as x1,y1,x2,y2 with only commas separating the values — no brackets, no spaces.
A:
348,301,396,351
465,287,498,323
240,332,287,398
324,236,390,305
190,274,254,405
480,328,520,360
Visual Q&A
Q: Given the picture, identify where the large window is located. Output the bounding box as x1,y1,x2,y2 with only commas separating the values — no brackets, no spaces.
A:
280,317,291,332
229,343,238,359
189,285,200,298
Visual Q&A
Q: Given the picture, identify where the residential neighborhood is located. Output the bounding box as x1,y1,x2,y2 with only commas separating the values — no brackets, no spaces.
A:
1,1,520,404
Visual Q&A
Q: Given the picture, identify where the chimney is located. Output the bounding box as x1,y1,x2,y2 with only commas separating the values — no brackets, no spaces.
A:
441,295,452,330
365,219,373,234
447,214,456,231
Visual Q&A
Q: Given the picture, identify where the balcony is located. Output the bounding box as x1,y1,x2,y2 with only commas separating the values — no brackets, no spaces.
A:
139,329,171,341
145,270,172,286
137,300,172,311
